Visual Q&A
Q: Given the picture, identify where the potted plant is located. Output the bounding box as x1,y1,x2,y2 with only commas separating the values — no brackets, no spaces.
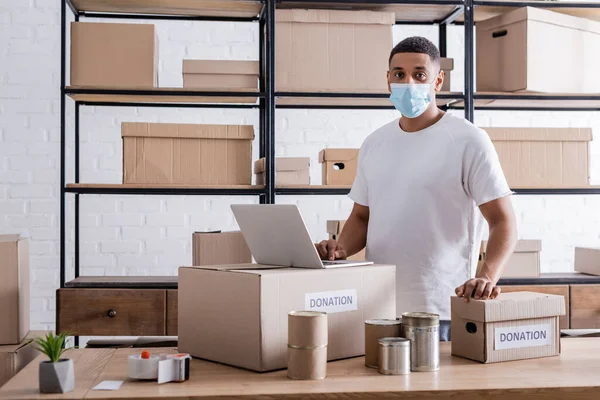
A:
34,332,75,393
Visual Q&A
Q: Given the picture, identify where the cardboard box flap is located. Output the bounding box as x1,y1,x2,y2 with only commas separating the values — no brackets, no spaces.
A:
483,239,542,253
184,264,286,274
183,60,259,76
477,6,600,36
121,122,255,140
440,57,454,71
452,292,566,323
484,127,593,142
254,157,310,174
319,149,360,163
0,234,20,243
276,9,395,26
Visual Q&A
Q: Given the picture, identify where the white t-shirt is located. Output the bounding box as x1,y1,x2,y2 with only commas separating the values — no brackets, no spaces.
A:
348,113,512,320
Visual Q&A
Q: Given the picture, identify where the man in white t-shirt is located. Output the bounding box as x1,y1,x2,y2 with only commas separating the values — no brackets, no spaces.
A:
316,36,518,340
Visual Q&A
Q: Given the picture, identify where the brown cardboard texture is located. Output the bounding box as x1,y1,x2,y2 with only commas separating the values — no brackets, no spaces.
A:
479,240,541,278
484,127,592,187
192,231,252,266
476,7,600,93
319,149,359,186
71,22,158,88
451,292,565,364
574,247,600,276
254,157,310,186
327,220,366,261
275,9,394,93
122,122,254,185
440,57,453,92
178,263,396,372
0,235,29,345
183,60,259,90
0,331,44,387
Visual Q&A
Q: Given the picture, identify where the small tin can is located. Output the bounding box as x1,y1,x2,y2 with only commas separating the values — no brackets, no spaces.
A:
377,337,411,375
401,312,440,372
364,319,402,368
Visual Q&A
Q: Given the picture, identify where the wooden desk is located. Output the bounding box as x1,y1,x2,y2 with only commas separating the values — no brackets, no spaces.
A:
2,338,600,399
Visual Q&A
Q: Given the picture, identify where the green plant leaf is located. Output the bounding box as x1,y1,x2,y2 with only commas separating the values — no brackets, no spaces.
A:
33,331,74,363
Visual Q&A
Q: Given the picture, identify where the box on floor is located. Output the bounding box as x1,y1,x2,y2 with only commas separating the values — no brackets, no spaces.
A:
0,235,29,345
319,149,359,186
484,127,592,188
451,292,566,363
121,122,254,185
254,157,310,186
327,220,366,261
478,239,541,278
192,231,252,266
477,7,600,93
178,263,396,372
0,331,45,387
71,22,158,88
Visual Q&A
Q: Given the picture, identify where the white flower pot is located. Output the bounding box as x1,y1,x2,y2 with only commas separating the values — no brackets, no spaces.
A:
39,359,75,393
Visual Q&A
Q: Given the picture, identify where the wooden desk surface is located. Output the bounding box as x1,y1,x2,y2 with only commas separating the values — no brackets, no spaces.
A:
2,338,600,400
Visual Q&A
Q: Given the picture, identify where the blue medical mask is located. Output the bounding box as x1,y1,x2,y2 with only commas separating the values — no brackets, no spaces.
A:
389,82,433,118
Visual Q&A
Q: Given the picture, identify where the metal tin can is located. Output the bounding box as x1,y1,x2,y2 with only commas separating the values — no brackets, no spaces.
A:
377,337,411,375
364,319,402,368
401,312,440,372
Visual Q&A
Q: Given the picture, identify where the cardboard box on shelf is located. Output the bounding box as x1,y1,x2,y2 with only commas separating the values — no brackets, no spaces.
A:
182,60,259,90
0,331,44,387
484,127,592,188
0,235,29,345
121,122,254,185
254,157,310,186
319,148,359,186
192,231,252,266
476,7,600,93
71,22,158,88
178,263,396,372
326,220,366,261
275,9,394,93
451,292,565,363
440,57,453,92
574,247,600,276
478,240,542,278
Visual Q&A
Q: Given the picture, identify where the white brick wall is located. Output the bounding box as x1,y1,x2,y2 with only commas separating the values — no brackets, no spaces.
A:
1,1,599,331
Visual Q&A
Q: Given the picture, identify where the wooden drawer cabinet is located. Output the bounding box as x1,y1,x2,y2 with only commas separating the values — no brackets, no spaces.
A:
57,289,166,336
570,285,600,329
499,285,570,330
166,290,178,336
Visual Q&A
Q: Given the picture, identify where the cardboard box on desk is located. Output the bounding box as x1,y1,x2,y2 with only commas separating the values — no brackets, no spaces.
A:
0,235,29,345
192,231,252,266
0,331,44,387
71,22,158,88
178,263,396,372
478,240,541,278
451,292,565,364
327,220,366,261
319,149,359,186
254,157,310,186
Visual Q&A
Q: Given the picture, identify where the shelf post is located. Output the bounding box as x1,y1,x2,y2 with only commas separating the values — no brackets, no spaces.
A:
265,0,276,204
439,23,447,58
60,0,67,289
464,0,475,123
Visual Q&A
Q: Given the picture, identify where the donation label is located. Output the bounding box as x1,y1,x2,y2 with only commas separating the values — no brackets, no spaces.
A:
305,289,358,314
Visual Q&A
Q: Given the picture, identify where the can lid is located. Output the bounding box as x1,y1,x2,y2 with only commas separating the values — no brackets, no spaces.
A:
288,310,327,317
365,319,402,326
401,312,440,327
378,337,410,347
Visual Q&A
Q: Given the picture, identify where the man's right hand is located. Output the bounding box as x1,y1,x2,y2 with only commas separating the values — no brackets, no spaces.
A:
315,239,347,261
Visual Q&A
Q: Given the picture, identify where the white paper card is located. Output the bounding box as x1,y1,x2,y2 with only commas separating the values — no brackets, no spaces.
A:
93,380,124,391
305,289,358,314
494,323,553,350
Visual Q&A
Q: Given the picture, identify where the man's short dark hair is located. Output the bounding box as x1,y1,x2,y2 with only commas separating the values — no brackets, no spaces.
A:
389,36,440,67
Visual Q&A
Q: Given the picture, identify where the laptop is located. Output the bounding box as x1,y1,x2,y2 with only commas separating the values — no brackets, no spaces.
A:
230,204,373,269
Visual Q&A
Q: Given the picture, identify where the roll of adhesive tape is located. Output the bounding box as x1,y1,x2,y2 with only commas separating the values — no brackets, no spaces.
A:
128,354,160,380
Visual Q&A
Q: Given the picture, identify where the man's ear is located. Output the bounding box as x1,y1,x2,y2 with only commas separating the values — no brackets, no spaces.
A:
434,70,445,92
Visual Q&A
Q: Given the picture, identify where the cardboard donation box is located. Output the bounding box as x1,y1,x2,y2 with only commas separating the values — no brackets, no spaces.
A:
319,149,359,186
477,7,600,93
71,22,158,88
121,122,254,185
451,292,565,363
440,57,453,92
192,231,252,266
327,220,366,261
0,235,29,345
479,240,541,278
0,331,42,387
275,9,394,93
484,127,592,188
178,264,396,372
182,60,259,91
574,247,600,276
254,157,310,186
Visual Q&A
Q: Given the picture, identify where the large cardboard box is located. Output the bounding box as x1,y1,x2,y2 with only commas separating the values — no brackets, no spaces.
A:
275,9,394,93
254,157,310,186
440,57,453,92
122,122,254,185
0,235,29,345
182,60,259,90
478,240,541,278
574,247,600,276
71,22,158,88
484,127,592,188
327,220,366,261
178,263,396,372
476,7,600,93
0,331,42,387
451,292,565,363
192,231,252,266
319,149,359,186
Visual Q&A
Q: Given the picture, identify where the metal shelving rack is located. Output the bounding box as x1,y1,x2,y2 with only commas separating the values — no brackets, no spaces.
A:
59,0,600,290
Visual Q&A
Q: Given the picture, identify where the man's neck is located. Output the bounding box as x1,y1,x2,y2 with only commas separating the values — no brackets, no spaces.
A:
399,106,445,133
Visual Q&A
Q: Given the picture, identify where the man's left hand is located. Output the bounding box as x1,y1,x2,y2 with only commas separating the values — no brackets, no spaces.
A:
455,277,500,302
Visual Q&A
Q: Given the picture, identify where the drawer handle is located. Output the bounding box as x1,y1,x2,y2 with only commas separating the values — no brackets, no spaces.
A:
107,309,117,318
